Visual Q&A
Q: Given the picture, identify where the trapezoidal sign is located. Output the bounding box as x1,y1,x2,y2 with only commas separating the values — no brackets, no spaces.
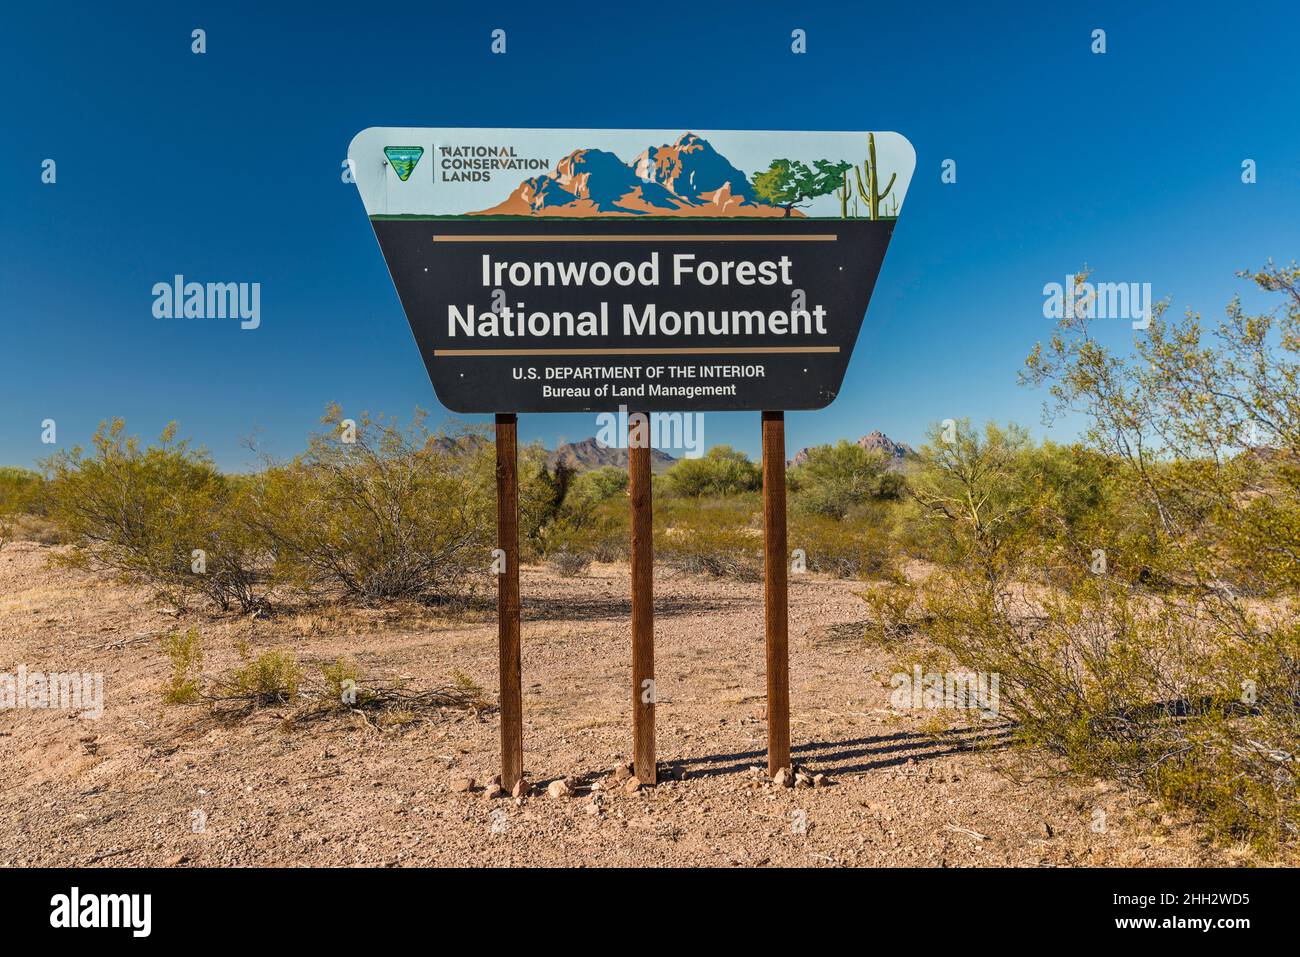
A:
349,128,914,413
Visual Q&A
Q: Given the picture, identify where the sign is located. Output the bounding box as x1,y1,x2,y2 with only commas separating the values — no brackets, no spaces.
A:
349,128,914,413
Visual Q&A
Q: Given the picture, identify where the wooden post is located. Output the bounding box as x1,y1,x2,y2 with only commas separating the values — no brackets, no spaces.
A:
762,411,791,776
628,412,656,785
495,413,524,791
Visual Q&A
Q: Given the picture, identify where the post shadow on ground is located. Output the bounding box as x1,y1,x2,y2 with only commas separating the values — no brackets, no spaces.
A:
672,724,1015,778
521,593,748,623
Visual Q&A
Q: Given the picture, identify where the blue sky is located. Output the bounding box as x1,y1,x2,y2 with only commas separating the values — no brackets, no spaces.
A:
3,1,1297,470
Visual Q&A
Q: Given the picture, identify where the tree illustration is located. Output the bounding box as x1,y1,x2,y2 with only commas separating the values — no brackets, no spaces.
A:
751,159,851,217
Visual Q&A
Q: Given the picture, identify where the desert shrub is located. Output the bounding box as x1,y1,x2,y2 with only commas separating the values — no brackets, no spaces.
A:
320,657,373,708
0,467,44,515
545,496,629,563
547,551,592,577
518,447,573,562
655,496,762,579
2,514,63,546
160,627,204,703
223,641,302,704
248,407,494,605
43,420,271,612
661,446,761,498
897,421,1039,573
869,263,1300,851
544,472,629,562
789,440,903,519
792,503,897,579
560,466,627,517
449,668,486,703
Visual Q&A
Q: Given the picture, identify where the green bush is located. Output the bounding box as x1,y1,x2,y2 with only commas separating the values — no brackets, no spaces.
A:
247,407,495,605
0,467,44,515
320,657,373,708
544,495,628,563
43,420,270,613
560,466,627,517
792,504,897,579
789,440,903,519
661,446,761,498
160,627,205,704
869,263,1300,852
655,496,762,579
517,447,573,563
224,641,303,704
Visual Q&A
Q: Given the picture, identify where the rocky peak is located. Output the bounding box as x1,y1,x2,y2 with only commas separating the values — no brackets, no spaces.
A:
788,431,915,470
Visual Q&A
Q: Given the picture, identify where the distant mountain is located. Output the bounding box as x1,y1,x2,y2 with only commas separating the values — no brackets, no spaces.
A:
473,133,791,218
789,431,915,470
547,437,677,474
857,430,915,465
429,433,676,474
429,433,490,457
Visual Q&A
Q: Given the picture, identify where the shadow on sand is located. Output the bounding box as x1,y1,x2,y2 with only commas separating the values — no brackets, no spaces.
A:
674,723,1015,778
521,593,750,623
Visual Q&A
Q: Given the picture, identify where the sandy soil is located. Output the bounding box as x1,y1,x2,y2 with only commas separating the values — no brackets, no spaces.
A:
0,541,1256,867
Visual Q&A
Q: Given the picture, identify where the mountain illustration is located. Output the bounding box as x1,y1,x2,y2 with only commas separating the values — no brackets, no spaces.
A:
472,133,795,218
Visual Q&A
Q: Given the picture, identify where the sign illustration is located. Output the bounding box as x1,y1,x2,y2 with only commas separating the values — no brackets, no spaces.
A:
349,128,914,413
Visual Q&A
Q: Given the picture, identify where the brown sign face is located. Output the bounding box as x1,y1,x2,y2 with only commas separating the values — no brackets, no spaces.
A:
350,128,914,413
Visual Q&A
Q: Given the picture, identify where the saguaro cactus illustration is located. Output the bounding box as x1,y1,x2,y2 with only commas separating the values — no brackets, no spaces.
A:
835,169,852,218
853,132,897,221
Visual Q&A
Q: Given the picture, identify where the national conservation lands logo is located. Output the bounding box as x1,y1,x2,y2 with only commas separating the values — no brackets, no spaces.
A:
349,128,915,413
383,145,423,181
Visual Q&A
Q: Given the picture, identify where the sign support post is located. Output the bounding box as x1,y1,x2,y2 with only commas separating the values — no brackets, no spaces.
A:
495,413,524,791
762,410,791,776
628,412,657,785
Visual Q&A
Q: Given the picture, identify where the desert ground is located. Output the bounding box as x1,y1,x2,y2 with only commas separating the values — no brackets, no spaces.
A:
0,540,1258,867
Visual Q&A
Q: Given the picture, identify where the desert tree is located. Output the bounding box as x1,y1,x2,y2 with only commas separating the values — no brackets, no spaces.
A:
751,158,851,217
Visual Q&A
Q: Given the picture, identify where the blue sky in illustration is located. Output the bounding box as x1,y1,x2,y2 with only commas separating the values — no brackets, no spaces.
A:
2,0,1298,469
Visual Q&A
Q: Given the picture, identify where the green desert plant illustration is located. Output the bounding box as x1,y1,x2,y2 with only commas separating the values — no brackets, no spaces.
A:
853,132,897,221
751,158,852,217
836,168,853,218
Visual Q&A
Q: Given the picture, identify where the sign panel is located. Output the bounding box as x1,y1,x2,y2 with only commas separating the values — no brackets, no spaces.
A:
349,128,913,413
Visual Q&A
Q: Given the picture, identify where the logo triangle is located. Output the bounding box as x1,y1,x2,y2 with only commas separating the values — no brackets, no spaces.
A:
383,146,424,182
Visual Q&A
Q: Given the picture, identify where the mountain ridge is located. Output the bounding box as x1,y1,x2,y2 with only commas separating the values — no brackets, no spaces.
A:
473,133,793,218
546,437,677,474
789,431,915,470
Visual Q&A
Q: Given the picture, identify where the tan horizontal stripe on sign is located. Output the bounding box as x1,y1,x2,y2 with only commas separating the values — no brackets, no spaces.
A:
432,234,838,243
433,346,840,357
